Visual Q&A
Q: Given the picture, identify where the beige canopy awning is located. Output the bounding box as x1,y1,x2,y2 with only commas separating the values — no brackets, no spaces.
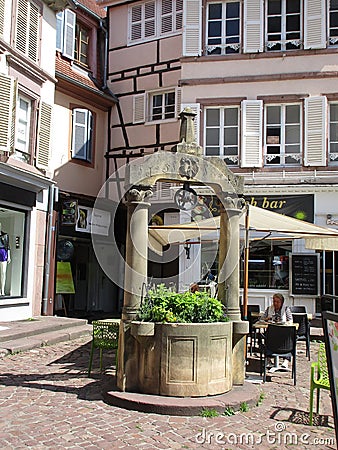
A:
148,204,338,254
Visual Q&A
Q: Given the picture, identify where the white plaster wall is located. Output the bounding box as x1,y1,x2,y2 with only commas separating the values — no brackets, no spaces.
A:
40,5,57,77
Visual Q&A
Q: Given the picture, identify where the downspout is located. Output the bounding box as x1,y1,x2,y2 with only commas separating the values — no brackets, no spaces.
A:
42,184,56,315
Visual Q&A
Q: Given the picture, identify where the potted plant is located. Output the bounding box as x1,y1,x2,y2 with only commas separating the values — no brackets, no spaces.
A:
130,284,233,397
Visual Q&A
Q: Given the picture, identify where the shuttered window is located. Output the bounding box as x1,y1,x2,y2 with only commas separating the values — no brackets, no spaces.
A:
36,102,52,169
56,10,76,59
329,103,338,165
182,0,202,56
304,0,325,49
304,96,327,167
264,103,302,166
14,95,32,163
241,100,263,167
0,74,16,154
15,0,40,63
329,0,338,46
243,0,263,53
129,0,182,44
204,106,239,165
206,1,241,55
71,108,93,163
133,88,181,123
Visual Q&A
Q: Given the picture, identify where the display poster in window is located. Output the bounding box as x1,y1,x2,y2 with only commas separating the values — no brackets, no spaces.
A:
56,262,75,294
61,200,78,225
75,205,111,236
290,253,319,296
322,311,338,445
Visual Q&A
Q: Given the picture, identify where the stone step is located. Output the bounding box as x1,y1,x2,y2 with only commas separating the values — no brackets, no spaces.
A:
0,324,92,357
0,316,89,343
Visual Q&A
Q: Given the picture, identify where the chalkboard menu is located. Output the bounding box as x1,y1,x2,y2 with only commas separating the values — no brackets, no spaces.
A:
290,254,319,296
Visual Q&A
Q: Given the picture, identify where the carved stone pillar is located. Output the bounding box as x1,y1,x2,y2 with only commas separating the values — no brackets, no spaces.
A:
218,196,248,385
117,186,152,392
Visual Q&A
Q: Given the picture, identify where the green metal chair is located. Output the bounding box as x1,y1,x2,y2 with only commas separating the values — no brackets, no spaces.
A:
309,342,330,425
88,320,120,377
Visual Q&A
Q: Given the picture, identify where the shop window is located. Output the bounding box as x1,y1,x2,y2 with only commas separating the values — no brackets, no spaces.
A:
206,1,241,55
71,108,93,163
204,106,239,165
0,207,26,298
240,240,291,290
265,103,301,166
266,0,302,51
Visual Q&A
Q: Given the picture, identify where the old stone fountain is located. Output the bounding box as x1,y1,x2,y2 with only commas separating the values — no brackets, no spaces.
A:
116,107,248,397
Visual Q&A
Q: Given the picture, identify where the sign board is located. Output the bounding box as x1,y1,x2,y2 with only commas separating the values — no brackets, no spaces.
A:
56,262,75,294
290,253,319,296
322,311,338,445
75,205,111,236
61,200,78,225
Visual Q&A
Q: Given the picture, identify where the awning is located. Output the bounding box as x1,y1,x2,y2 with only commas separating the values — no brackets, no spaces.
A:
148,205,338,254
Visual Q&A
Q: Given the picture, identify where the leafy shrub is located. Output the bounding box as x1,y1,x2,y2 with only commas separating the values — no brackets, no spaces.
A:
137,284,228,323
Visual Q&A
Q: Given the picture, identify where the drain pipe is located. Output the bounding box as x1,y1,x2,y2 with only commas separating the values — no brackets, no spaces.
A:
42,184,56,316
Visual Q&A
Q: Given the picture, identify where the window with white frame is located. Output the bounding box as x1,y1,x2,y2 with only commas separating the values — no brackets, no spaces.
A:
71,108,93,163
204,107,239,165
329,103,338,164
74,23,89,67
266,0,302,51
14,95,32,163
15,0,40,62
329,0,338,46
150,91,176,121
265,104,301,165
206,1,240,55
128,0,183,44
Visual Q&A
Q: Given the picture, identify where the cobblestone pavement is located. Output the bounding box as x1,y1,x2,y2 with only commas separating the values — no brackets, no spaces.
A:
0,337,335,450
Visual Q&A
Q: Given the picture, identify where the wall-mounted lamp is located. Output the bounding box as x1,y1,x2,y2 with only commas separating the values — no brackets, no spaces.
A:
184,241,191,259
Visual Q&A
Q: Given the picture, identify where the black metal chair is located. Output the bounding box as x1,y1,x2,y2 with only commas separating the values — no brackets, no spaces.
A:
292,312,311,360
290,305,306,313
246,304,260,355
260,324,297,385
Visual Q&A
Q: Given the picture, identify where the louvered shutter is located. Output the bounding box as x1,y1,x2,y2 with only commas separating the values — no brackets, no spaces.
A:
176,0,183,31
241,100,263,167
0,74,16,153
181,102,200,144
175,87,181,118
304,0,326,50
182,0,201,56
16,0,28,55
133,94,146,123
144,1,156,38
36,102,52,169
0,0,4,37
28,1,39,62
160,182,174,200
161,0,173,34
130,5,142,41
304,97,327,167
243,0,263,53
63,9,76,59
56,11,64,52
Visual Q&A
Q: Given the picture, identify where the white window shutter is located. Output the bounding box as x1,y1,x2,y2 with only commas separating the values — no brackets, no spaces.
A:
63,9,76,59
72,108,92,160
133,93,146,123
241,100,263,167
182,0,201,56
0,74,16,153
175,87,181,117
56,11,64,52
0,0,4,37
36,102,52,169
161,0,173,34
181,102,200,144
243,0,263,53
304,0,326,50
304,96,327,167
144,1,156,38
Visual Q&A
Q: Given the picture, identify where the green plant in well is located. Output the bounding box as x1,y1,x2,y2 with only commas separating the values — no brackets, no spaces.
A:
137,284,228,323
200,408,219,417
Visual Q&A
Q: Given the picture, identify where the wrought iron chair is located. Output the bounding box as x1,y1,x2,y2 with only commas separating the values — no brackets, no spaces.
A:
88,320,119,377
292,312,311,360
309,342,330,425
260,324,297,385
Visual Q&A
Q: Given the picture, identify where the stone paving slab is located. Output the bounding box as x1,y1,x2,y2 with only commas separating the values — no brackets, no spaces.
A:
0,336,336,449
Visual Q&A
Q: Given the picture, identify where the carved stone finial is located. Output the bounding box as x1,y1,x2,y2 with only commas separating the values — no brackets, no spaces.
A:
125,187,153,203
176,107,203,156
